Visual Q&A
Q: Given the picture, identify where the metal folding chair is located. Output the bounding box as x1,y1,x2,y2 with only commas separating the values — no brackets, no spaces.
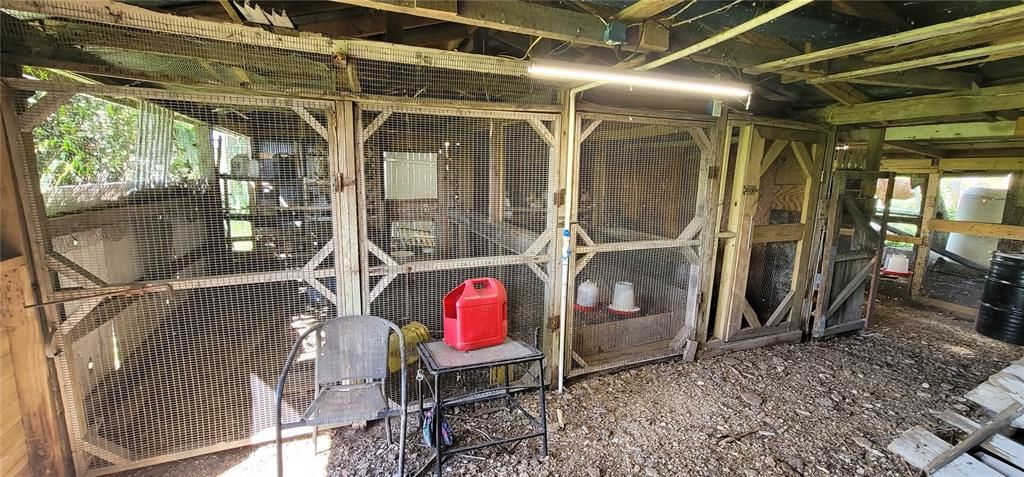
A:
275,315,407,476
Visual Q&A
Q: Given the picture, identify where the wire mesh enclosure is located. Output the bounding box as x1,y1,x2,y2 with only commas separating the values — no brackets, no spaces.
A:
356,104,559,400
565,113,718,376
1,0,560,105
877,174,927,299
8,83,357,474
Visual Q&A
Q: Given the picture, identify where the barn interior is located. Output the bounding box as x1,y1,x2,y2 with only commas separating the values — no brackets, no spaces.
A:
1,1,1024,476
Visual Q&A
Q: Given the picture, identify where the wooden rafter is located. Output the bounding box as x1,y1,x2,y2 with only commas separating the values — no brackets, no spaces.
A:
863,21,1022,63
847,120,1023,142
744,4,1024,74
809,40,1024,85
611,0,684,22
673,30,978,92
810,83,1024,125
325,0,670,52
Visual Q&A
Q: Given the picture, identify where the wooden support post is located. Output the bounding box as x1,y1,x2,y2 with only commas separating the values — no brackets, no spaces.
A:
2,85,74,476
714,124,765,341
998,171,1024,251
911,172,941,298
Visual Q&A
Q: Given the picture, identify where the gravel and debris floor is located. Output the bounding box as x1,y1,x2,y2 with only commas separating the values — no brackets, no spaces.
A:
120,298,1021,477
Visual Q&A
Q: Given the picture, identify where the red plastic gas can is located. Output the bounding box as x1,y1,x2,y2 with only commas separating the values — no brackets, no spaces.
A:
443,278,507,351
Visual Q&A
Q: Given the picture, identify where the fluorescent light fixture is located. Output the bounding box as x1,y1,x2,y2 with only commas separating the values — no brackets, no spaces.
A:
528,60,751,98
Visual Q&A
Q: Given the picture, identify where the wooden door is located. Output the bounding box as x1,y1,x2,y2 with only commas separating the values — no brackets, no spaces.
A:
715,123,829,344
813,170,894,337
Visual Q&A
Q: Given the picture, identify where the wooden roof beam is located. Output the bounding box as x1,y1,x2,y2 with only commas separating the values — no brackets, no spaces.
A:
809,83,1024,125
863,21,1022,63
847,120,1023,142
612,0,685,23
326,0,670,52
674,31,979,91
809,40,1024,86
744,4,1024,74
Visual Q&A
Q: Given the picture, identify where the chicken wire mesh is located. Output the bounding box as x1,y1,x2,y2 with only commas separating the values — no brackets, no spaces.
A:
742,144,808,329
575,118,705,244
357,104,557,403
568,114,713,375
878,175,926,298
24,91,335,298
9,84,356,473
60,283,333,470
359,107,557,264
0,1,559,105
568,248,694,375
920,175,1002,308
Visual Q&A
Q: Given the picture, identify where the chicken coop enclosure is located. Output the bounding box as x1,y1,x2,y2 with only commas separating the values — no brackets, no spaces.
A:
7,79,564,474
564,111,721,376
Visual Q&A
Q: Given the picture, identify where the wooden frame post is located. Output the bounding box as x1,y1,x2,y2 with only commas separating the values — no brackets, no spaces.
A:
910,171,941,298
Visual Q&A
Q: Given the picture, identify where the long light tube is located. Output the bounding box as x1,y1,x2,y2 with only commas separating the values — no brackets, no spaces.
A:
529,60,751,98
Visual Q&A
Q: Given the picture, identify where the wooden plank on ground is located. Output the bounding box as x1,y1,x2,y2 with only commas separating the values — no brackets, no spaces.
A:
936,410,1024,469
887,426,1002,477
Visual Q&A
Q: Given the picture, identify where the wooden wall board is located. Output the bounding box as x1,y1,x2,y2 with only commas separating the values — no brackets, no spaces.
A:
0,257,71,476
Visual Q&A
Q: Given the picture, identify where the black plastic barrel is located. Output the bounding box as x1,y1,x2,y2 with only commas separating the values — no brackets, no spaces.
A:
977,251,1024,345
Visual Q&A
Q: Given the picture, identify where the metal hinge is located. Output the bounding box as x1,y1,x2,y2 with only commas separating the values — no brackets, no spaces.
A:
554,189,565,207
742,185,758,194
335,173,357,192
547,314,561,331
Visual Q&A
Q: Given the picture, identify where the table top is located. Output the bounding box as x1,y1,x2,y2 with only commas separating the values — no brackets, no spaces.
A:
418,339,542,373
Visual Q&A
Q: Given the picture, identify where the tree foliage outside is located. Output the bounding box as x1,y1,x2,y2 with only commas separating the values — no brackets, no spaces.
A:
34,94,138,190
33,93,203,191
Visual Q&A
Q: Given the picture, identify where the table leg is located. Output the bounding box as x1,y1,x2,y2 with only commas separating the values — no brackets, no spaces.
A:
538,357,548,457
503,364,511,410
418,364,424,428
433,373,443,477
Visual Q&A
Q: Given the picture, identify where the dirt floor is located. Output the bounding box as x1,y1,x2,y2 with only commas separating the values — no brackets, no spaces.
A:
119,298,1021,477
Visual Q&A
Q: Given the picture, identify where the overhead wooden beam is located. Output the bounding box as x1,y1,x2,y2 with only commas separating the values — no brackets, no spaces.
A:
809,40,1024,85
612,0,684,22
887,141,944,159
810,83,1024,125
300,12,444,38
744,4,1024,74
830,1,909,28
326,0,670,52
821,58,979,91
848,120,1023,142
673,31,979,91
864,21,1022,63
881,157,1024,173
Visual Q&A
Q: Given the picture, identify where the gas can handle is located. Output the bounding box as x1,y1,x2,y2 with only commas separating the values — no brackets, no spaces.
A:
469,278,491,289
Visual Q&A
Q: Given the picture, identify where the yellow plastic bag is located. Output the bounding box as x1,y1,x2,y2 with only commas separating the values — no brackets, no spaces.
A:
388,321,430,373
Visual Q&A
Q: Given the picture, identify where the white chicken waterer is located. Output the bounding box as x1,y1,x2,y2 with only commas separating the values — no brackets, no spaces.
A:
608,281,640,316
881,254,911,277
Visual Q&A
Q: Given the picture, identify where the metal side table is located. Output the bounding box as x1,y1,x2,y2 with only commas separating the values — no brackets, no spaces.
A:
415,339,548,476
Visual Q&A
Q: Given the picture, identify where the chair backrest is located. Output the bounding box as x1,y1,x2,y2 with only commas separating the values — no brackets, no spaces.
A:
315,315,393,386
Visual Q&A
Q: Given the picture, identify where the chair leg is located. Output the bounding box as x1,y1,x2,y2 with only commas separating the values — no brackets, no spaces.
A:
397,410,407,477
385,415,393,444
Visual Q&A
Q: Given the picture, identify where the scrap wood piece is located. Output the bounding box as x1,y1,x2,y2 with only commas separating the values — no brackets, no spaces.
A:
923,402,1024,474
887,426,1002,477
937,410,1024,469
974,453,1024,477
966,382,1024,428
